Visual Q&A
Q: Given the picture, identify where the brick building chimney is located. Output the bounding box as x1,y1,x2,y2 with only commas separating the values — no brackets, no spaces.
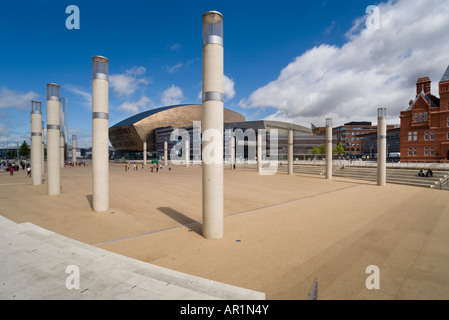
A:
416,77,431,96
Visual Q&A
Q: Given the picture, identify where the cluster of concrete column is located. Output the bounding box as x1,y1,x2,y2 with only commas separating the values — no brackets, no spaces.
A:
30,101,43,185
35,57,110,210
92,55,110,212
320,113,386,186
32,85,64,193
202,11,224,240
26,11,389,251
27,12,387,247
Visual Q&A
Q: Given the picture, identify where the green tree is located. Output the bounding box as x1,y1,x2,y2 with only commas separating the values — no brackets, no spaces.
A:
312,142,346,155
19,140,30,158
311,144,326,155
332,142,346,155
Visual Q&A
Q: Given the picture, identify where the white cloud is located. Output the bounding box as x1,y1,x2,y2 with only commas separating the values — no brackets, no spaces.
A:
116,96,151,114
165,63,183,74
161,85,184,106
170,43,181,51
323,20,337,35
67,127,92,149
239,0,449,127
126,66,147,76
64,85,91,109
0,123,9,136
223,75,236,100
197,75,236,101
165,59,198,74
0,117,30,146
109,66,150,97
0,87,40,110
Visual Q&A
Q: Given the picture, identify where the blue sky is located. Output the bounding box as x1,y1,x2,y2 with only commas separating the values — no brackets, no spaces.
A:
1,0,449,148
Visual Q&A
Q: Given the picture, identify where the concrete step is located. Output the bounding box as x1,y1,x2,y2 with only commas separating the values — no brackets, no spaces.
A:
283,166,448,189
290,166,448,177
0,216,265,300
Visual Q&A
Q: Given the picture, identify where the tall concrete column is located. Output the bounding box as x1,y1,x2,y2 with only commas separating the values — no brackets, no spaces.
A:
60,133,65,168
257,131,262,174
30,101,42,185
92,56,109,212
164,140,168,167
377,108,387,186
143,141,147,166
202,11,224,239
288,130,294,175
325,118,333,180
231,136,235,170
185,139,190,167
72,135,77,164
59,97,68,169
41,121,45,175
46,84,61,195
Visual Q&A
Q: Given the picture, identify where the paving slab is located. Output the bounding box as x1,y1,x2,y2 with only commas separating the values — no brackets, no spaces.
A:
0,216,265,300
1,163,449,300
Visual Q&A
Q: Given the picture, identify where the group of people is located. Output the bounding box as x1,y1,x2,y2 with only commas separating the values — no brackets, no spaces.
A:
1,160,31,176
418,169,433,177
124,162,172,173
65,161,88,167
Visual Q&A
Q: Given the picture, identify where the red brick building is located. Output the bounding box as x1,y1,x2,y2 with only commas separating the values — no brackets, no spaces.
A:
332,122,397,156
400,65,449,162
313,122,397,156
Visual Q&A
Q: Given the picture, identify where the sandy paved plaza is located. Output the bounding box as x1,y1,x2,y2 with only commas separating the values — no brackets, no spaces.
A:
1,163,449,300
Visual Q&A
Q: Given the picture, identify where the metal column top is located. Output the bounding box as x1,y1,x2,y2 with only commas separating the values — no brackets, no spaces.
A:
203,11,223,46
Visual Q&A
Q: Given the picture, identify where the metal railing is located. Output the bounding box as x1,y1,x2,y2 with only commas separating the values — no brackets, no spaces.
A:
439,175,449,190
